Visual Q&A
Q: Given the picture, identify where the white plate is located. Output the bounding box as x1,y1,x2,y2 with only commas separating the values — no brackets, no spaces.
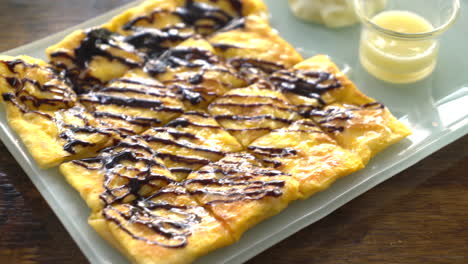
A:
1,1,467,263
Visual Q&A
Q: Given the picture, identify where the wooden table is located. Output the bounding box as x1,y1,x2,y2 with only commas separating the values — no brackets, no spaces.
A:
0,1,467,263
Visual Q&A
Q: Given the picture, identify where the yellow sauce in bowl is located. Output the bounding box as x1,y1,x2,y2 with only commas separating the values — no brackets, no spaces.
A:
359,10,439,84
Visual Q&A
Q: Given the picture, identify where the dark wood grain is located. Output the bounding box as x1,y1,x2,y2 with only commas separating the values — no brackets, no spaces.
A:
0,1,467,263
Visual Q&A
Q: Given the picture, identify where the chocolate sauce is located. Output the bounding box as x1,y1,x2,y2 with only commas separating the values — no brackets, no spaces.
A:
46,0,250,99
270,70,342,106
309,107,354,124
1,93,14,102
123,0,244,36
102,201,196,248
75,28,140,69
226,0,244,16
142,134,224,156
81,94,163,109
214,114,295,124
77,76,185,129
55,107,114,154
248,146,298,158
212,43,241,52
99,86,176,99
165,118,191,128
0,60,117,155
175,84,204,105
175,1,233,32
170,167,195,174
217,17,246,32
184,111,211,117
188,73,204,85
308,102,385,133
221,93,293,105
112,77,164,88
166,117,221,129
362,102,385,110
5,77,20,89
144,47,218,75
2,92,54,120
157,152,211,166
150,127,199,140
124,26,192,55
184,154,288,206
1,61,76,109
61,137,95,154
225,127,273,132
49,28,143,92
93,111,162,126
59,124,110,154
210,102,297,113
74,139,174,205
229,58,286,79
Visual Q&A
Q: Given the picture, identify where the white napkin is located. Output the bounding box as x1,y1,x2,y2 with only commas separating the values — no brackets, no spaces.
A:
288,0,386,28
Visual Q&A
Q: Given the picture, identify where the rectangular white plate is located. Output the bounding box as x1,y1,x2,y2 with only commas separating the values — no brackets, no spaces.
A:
1,1,467,263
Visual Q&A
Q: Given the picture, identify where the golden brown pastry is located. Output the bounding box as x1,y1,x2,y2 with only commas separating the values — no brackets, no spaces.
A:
209,15,304,81
268,55,411,164
308,102,411,164
0,56,115,168
79,71,185,135
141,111,243,180
46,28,144,90
185,153,300,239
0,55,76,107
60,136,177,212
0,1,413,264
46,0,269,92
249,119,364,197
208,81,301,146
106,0,268,36
89,184,235,264
142,37,247,110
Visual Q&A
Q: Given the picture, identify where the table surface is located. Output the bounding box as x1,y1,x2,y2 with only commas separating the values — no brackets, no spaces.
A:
0,1,467,263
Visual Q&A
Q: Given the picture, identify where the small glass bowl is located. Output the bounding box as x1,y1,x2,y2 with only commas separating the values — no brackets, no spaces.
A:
354,0,461,84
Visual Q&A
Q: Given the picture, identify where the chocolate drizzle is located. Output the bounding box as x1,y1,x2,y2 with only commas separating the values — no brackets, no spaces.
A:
59,125,109,154
308,103,386,133
46,0,250,108
74,139,174,205
78,76,185,130
209,88,300,135
227,58,286,83
270,70,342,105
102,188,200,248
214,114,295,124
0,60,76,109
55,107,114,154
0,0,398,252
166,117,221,129
124,26,193,55
49,28,143,92
139,114,231,178
230,58,286,75
81,94,164,108
174,1,233,32
212,43,241,51
184,154,288,205
123,0,245,35
51,28,141,70
142,134,224,156
142,45,241,106
144,47,218,75
248,146,298,158
0,59,116,154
